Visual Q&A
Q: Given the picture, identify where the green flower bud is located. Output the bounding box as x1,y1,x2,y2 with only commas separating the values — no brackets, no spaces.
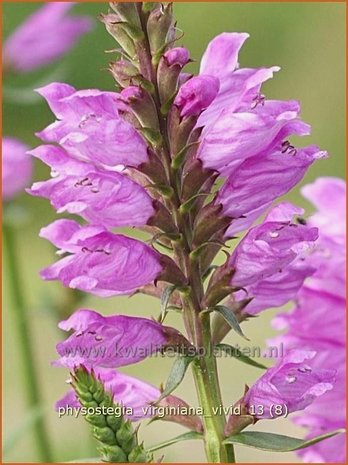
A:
110,2,142,28
147,3,174,55
106,413,123,431
101,13,137,60
128,443,150,463
98,444,128,463
116,420,137,455
92,426,117,446
71,366,154,463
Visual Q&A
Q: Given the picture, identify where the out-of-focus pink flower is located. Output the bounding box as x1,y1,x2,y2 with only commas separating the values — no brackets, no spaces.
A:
244,350,335,420
36,82,148,169
269,178,346,463
28,145,155,228
2,137,32,200
3,3,92,73
302,177,346,244
39,219,163,297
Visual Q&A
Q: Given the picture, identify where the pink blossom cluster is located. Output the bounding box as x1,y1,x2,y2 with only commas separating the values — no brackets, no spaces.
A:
24,3,344,459
269,178,346,462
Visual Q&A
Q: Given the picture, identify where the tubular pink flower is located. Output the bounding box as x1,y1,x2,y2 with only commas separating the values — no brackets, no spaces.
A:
36,82,149,169
2,137,32,200
301,177,346,242
3,3,92,73
200,32,250,78
28,145,155,228
228,202,318,288
198,100,311,177
40,219,163,297
54,309,177,369
217,145,327,223
244,350,335,420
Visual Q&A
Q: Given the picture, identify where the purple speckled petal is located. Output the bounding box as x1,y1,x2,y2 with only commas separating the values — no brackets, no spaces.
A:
28,145,155,228
40,220,162,297
55,309,170,369
198,100,311,176
229,205,318,287
218,146,327,219
244,350,335,419
36,83,148,169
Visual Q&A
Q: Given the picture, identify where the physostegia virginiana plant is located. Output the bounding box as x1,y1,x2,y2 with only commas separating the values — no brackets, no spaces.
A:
27,2,345,463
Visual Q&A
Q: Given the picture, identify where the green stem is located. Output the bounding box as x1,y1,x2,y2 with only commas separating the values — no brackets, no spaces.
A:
136,7,235,461
3,222,53,461
191,312,235,462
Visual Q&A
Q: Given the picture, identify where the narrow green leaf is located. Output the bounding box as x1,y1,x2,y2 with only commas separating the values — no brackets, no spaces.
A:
179,193,209,214
223,429,345,452
215,344,267,369
157,355,194,401
202,264,218,281
211,305,249,341
148,431,203,453
146,183,173,198
190,241,226,261
159,285,177,322
140,127,163,147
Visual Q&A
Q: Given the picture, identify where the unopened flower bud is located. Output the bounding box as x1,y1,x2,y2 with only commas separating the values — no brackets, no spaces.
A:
109,2,141,28
165,47,190,67
174,75,219,117
101,13,137,60
167,106,197,156
121,85,159,130
109,60,140,88
128,444,149,463
116,421,137,455
158,47,191,105
148,200,178,234
71,366,154,463
147,3,174,57
193,203,231,246
99,444,128,462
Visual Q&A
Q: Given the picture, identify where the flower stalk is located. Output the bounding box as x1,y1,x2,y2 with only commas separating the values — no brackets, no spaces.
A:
28,1,343,463
3,222,53,462
127,5,234,461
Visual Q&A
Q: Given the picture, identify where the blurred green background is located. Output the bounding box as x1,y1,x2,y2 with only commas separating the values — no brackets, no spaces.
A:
2,1,345,463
